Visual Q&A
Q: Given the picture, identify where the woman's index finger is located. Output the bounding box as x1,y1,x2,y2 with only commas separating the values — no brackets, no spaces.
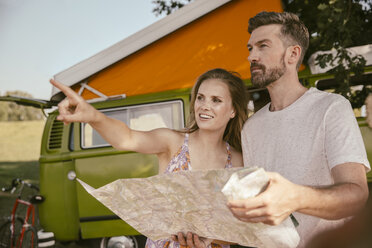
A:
50,79,80,99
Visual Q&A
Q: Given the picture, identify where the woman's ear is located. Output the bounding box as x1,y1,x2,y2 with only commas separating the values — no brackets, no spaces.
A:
230,110,236,119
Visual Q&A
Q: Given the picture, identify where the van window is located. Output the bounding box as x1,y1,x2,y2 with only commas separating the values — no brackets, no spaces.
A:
82,100,184,148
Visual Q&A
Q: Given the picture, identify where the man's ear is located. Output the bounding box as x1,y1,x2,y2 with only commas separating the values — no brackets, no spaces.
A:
287,45,301,66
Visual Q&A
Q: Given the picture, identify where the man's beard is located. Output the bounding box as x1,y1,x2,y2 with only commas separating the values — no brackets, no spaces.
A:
250,56,286,88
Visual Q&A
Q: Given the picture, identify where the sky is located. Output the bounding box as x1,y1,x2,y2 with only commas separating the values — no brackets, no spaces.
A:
0,0,162,100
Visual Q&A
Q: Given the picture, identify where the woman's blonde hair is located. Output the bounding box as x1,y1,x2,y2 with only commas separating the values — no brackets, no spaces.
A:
185,68,248,152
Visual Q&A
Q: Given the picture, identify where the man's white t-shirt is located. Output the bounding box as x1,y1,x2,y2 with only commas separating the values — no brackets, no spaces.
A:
241,87,370,247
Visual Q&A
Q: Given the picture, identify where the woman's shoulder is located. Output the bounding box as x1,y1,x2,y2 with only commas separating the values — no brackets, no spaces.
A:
152,127,183,139
152,128,186,148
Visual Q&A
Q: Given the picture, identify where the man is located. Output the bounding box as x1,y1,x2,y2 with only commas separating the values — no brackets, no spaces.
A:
227,11,370,247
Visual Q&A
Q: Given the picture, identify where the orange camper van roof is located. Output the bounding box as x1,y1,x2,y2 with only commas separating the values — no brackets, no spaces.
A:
52,0,283,101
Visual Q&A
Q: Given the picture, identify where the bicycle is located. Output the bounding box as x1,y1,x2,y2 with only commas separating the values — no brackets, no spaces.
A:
0,178,44,248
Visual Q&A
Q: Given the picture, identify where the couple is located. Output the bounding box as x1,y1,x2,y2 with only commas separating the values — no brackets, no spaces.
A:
51,11,370,248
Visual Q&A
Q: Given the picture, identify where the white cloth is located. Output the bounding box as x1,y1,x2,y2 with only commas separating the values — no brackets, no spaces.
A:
241,87,370,247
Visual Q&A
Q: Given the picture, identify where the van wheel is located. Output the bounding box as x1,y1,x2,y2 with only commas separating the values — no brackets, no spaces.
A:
100,236,139,248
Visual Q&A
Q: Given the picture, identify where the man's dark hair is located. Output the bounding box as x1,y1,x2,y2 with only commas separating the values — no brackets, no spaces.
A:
248,11,309,69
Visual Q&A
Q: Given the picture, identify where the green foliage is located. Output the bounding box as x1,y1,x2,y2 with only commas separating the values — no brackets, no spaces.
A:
152,0,193,16
0,91,44,121
284,0,372,58
283,0,372,107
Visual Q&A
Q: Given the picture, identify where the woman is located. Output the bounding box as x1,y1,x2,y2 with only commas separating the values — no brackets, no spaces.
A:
51,68,248,248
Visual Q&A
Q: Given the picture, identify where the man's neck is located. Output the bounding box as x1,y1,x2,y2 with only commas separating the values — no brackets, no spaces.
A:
267,73,308,111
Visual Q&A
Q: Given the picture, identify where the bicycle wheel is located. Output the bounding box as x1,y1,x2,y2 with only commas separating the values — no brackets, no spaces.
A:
0,217,24,248
0,220,12,248
19,226,38,248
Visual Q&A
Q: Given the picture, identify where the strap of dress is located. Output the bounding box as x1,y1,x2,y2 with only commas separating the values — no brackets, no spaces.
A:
164,133,191,173
184,132,189,146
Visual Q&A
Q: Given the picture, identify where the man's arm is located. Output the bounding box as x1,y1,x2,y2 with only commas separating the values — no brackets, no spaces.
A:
299,162,368,219
227,162,369,225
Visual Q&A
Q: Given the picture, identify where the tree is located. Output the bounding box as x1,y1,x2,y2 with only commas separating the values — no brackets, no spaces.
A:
152,0,193,16
152,0,372,107
0,102,7,121
0,91,44,121
283,0,372,108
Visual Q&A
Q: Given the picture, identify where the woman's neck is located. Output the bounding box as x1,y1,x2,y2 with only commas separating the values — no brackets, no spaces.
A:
191,129,225,150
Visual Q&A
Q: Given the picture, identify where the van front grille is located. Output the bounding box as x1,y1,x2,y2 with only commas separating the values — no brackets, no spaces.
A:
48,119,63,150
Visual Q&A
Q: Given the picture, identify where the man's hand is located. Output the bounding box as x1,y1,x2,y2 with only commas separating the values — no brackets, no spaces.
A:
50,79,99,125
227,172,299,225
172,232,212,248
228,163,369,224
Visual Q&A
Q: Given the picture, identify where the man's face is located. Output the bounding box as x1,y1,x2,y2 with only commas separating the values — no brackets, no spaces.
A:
247,24,287,88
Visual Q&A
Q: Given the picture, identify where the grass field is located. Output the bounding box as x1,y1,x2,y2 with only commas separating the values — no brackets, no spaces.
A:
0,121,43,241
0,120,43,217
0,120,45,161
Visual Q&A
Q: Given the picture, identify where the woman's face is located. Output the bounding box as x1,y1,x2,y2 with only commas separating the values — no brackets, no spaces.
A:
194,79,235,132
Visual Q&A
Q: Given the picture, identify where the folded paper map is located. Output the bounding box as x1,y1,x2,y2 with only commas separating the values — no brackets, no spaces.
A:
78,167,299,248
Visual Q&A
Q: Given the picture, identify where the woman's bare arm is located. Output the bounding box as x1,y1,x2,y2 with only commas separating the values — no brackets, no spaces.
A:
51,79,174,154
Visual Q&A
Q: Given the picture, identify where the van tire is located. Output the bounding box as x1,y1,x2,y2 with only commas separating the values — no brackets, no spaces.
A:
100,235,140,248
